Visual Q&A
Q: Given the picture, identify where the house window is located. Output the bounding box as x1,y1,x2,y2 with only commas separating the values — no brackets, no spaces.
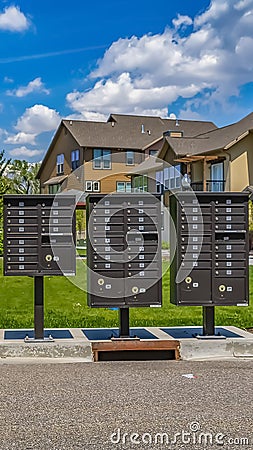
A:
126,151,134,165
56,154,64,174
93,181,100,192
48,184,59,194
210,162,224,192
116,181,132,192
133,175,148,192
163,164,181,190
156,171,163,194
149,150,157,157
71,149,80,170
85,180,100,192
93,149,111,169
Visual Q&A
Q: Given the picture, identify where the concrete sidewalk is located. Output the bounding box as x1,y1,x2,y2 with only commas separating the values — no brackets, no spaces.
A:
0,326,252,362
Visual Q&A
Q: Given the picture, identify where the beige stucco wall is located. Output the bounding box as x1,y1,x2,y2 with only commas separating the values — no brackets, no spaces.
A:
227,133,253,191
40,127,82,191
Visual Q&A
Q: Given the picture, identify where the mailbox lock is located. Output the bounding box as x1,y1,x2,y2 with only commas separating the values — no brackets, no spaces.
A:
98,278,104,286
45,254,52,262
132,286,139,294
185,277,192,284
219,284,226,292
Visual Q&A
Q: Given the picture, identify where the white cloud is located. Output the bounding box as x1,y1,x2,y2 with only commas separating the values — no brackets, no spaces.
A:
15,104,61,134
4,132,37,145
9,147,43,158
66,0,253,120
0,6,30,32
172,14,193,29
3,76,14,83
6,78,50,97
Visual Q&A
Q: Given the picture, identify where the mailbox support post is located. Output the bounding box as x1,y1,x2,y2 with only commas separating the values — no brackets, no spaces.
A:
34,276,44,340
203,306,215,336
119,308,130,338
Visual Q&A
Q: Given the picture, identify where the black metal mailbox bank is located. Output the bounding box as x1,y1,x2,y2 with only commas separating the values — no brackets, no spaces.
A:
170,192,249,308
3,194,76,341
3,194,76,276
86,193,162,308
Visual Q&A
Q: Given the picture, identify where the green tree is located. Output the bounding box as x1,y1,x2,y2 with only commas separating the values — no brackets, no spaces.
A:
8,160,41,194
0,151,12,254
249,200,253,231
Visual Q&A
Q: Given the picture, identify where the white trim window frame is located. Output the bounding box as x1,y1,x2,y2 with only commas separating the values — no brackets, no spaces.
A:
71,149,80,170
93,149,111,169
56,153,64,175
126,150,134,165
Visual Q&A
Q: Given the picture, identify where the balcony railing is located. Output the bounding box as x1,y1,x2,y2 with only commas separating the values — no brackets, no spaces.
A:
191,180,225,192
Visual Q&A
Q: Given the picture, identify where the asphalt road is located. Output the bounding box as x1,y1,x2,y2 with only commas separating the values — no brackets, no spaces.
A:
0,359,252,450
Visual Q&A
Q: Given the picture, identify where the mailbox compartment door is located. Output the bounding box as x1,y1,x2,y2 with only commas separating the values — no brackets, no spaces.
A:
213,278,248,305
177,270,212,305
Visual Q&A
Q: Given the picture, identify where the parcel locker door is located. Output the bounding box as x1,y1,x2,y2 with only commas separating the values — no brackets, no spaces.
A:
213,278,248,306
177,270,212,305
88,271,125,307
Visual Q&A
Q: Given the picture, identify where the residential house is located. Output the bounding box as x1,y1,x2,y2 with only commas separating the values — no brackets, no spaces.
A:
156,112,253,194
37,114,217,196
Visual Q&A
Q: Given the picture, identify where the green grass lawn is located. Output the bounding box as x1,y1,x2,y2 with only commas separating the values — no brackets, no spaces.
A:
0,257,252,329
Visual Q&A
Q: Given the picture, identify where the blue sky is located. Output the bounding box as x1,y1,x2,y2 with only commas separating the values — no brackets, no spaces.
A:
1,0,253,162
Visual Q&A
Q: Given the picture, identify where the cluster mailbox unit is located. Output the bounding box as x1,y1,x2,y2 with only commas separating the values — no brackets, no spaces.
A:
170,192,249,310
3,194,76,277
86,193,162,309
3,194,76,340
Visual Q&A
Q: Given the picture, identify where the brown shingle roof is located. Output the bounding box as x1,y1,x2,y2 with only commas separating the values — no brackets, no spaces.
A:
63,114,217,149
162,112,253,156
37,113,217,178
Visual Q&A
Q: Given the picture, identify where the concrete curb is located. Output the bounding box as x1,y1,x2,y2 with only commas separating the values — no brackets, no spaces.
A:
0,326,252,362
